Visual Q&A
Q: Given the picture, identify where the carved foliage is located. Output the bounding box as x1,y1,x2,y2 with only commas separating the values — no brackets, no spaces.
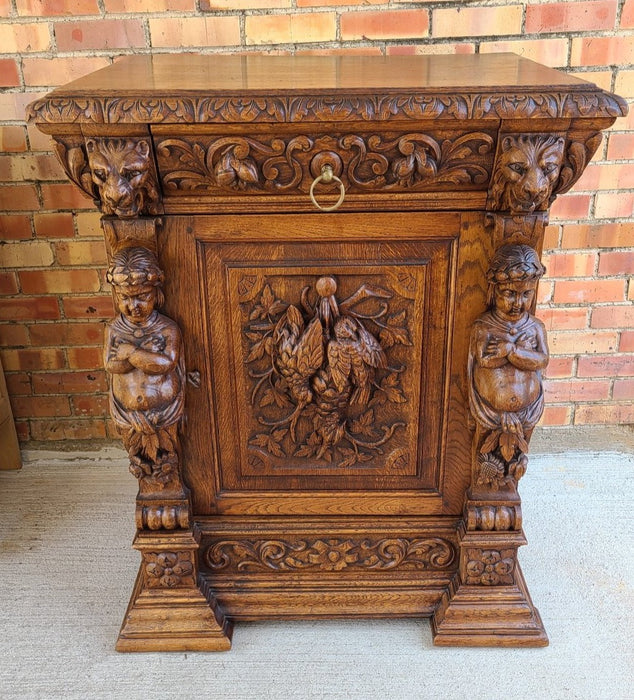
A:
53,137,97,201
465,548,515,585
85,137,161,218
144,551,195,588
156,131,494,195
205,537,456,573
489,134,565,214
553,132,603,197
243,276,411,468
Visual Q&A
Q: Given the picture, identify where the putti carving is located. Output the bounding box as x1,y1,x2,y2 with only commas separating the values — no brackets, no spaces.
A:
489,134,565,214
104,247,186,493
465,548,515,586
86,137,161,218
468,245,549,490
156,131,494,195
244,277,410,468
205,537,456,573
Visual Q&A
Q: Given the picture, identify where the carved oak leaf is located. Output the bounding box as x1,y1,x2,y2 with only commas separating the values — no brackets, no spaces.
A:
250,430,287,458
371,373,406,406
338,447,359,468
380,310,412,348
350,409,376,437
250,284,286,321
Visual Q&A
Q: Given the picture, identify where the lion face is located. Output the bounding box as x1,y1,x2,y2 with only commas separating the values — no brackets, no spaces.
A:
85,138,158,218
491,135,565,214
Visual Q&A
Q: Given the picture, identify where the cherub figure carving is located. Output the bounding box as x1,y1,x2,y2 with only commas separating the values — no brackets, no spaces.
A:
490,134,564,214
104,246,185,483
468,245,549,487
86,137,160,218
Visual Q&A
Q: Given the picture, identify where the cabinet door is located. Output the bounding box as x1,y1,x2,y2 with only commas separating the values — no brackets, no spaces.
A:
160,212,484,516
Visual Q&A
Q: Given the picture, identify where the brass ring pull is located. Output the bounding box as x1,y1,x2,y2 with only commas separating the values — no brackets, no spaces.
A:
309,165,345,212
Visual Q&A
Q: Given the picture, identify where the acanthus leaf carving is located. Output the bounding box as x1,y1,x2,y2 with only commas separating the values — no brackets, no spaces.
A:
205,537,456,573
552,132,603,198
243,277,409,468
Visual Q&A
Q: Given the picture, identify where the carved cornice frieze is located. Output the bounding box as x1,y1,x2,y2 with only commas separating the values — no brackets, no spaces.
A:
27,89,627,126
204,536,456,573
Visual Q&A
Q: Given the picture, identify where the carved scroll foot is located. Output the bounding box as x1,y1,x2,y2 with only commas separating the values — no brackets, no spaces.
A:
431,529,548,647
116,530,233,652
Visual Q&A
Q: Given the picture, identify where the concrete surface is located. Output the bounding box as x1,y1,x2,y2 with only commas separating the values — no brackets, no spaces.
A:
0,427,632,700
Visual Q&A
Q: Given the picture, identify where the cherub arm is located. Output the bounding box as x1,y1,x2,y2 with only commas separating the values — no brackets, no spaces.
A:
125,323,181,376
507,319,549,371
104,322,134,374
473,323,513,369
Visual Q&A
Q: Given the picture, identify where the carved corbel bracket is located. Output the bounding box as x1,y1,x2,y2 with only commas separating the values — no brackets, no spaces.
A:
51,133,99,205
551,130,603,198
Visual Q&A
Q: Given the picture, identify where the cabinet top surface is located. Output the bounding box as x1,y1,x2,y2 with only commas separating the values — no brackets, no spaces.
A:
28,53,627,125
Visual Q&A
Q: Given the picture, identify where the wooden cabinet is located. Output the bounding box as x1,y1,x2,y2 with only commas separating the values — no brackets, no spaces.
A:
28,53,627,650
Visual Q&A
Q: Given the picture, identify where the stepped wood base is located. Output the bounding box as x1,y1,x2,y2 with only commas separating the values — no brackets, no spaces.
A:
431,563,548,647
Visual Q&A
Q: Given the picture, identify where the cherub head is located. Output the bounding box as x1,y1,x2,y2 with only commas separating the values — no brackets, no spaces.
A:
106,247,165,324
486,244,546,322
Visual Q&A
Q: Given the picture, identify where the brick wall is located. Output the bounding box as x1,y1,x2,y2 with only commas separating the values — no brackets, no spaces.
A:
0,0,632,442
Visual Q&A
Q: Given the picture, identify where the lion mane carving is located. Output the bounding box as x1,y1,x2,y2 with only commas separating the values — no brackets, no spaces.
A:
85,137,160,218
490,135,565,214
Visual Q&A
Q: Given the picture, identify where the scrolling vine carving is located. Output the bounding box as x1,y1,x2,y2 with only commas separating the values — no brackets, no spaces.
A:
205,537,456,573
243,277,411,468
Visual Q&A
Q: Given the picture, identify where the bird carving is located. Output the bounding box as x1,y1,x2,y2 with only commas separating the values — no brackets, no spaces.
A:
327,316,387,405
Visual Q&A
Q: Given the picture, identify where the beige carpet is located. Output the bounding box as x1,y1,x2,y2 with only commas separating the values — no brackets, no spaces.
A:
0,429,632,700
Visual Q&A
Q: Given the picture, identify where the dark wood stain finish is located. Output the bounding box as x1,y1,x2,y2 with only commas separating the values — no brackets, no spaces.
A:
28,53,627,650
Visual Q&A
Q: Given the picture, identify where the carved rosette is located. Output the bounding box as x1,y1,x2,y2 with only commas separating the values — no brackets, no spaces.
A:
85,136,162,218
204,537,456,573
144,551,196,588
464,549,516,586
488,134,565,214
242,276,411,469
155,131,495,195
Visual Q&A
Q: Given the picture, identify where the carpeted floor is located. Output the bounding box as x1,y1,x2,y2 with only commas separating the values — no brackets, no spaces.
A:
0,429,632,700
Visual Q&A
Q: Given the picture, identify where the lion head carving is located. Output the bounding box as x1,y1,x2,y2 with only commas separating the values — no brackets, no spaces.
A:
490,135,565,214
85,138,159,218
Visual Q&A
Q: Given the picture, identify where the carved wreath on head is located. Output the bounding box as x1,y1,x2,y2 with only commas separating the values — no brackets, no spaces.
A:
243,276,412,468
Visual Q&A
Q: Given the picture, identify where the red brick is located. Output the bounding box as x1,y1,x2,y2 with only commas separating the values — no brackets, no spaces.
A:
29,418,107,441
561,222,634,249
607,132,634,159
576,162,634,191
34,212,75,239
549,194,591,221
55,240,107,266
5,372,32,397
597,251,634,276
544,378,611,403
151,16,242,48
0,22,51,53
387,43,476,56
41,183,94,210
433,5,521,38
11,395,72,419
107,0,194,10
26,124,52,152
536,306,588,331
539,404,572,426
553,279,625,304
0,0,12,16
543,224,561,251
620,331,634,352
542,252,596,278
526,1,617,33
0,215,32,240
0,297,60,321
571,36,634,66
341,10,429,40
74,212,102,238
0,272,19,295
297,0,380,6
0,58,20,88
32,370,107,394
595,192,634,219
479,38,569,67
622,0,634,27
0,184,40,211
591,305,634,328
23,56,110,87
20,269,101,295
613,378,634,399
245,12,335,45
55,19,146,51
577,354,634,377
542,356,575,379
66,346,102,369
0,347,65,371
15,420,30,441
548,330,617,355
16,0,100,15
0,323,29,347
536,280,553,305
28,321,103,346
62,295,114,319
574,403,634,425
17,153,65,182
0,126,28,153
70,394,109,416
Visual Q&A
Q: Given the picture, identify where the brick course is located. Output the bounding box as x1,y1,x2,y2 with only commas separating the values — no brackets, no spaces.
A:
1,1,632,440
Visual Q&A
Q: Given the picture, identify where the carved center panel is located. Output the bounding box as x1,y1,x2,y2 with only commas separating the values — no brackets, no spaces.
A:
200,221,455,496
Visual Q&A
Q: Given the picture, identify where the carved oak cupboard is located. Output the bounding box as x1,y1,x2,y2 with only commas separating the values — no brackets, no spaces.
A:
28,54,627,650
